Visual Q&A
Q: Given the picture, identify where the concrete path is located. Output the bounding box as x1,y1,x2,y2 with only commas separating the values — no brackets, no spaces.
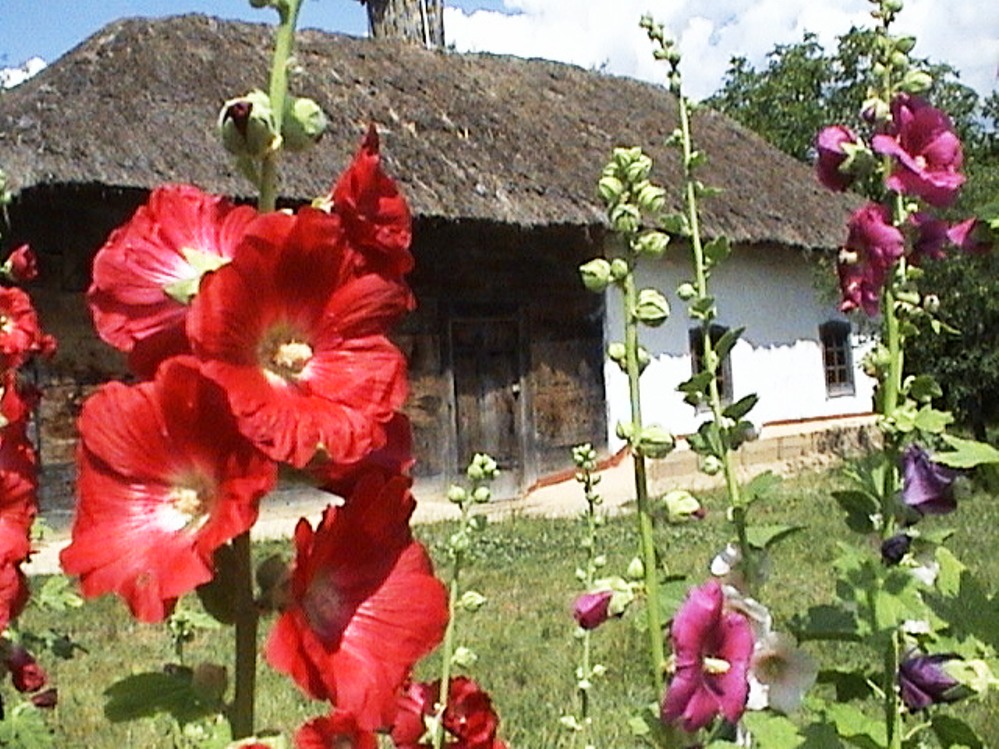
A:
22,414,876,577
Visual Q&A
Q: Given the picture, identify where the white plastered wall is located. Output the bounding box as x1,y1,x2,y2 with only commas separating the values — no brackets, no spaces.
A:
604,243,876,452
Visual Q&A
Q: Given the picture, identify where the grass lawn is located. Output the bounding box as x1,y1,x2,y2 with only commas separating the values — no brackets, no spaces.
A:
13,464,999,747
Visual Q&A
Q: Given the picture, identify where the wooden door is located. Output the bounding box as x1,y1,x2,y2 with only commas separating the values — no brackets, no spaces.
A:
451,316,523,497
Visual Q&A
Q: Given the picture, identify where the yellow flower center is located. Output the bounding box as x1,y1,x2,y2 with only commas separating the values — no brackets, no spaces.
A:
703,656,731,675
161,474,215,533
258,324,313,383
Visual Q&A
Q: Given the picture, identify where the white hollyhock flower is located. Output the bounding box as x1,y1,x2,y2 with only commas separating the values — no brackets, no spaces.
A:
747,632,818,714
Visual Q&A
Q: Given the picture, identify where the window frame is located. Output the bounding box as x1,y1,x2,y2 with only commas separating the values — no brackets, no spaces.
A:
819,320,855,397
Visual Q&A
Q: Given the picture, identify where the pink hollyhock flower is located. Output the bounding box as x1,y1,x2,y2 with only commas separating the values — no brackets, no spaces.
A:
188,207,410,468
661,580,754,732
87,184,257,377
326,123,414,277
59,357,277,623
872,95,965,207
838,203,905,316
948,218,993,255
3,245,38,283
0,286,55,371
815,125,860,192
265,473,448,731
392,677,508,749
295,710,378,749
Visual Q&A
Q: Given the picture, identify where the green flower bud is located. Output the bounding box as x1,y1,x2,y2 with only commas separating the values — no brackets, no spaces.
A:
607,342,626,366
282,96,327,152
467,514,488,532
472,485,491,504
472,453,499,479
883,0,903,14
634,231,669,259
615,421,634,441
448,529,471,553
218,89,279,158
451,646,478,668
636,183,667,213
895,36,917,53
923,294,940,313
459,590,488,612
447,484,468,504
635,424,675,458
677,282,697,301
889,51,909,69
635,289,671,327
701,455,723,475
593,554,607,568
900,69,934,94
636,345,651,374
579,258,612,293
597,175,625,206
610,203,641,235
609,257,629,282
626,557,645,580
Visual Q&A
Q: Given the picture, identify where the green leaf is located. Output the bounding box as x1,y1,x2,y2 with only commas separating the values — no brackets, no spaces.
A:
792,604,864,642
936,435,999,468
660,212,691,236
745,524,804,550
0,703,55,749
33,575,83,612
831,490,880,533
723,393,758,421
741,712,804,747
677,371,712,406
703,236,731,267
905,374,942,403
104,670,218,725
713,325,744,362
817,669,877,702
744,470,782,503
688,294,716,321
931,714,984,749
913,404,954,434
823,702,887,749
935,545,967,596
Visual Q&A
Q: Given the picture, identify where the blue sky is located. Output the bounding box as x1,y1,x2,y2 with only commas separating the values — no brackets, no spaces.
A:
2,0,995,102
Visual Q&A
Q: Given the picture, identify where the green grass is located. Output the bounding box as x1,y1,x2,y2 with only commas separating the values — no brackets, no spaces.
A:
13,465,999,747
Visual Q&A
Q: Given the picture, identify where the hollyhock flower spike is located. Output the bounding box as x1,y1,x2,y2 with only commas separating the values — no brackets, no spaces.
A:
901,443,958,516
188,207,410,468
59,357,277,622
87,184,257,377
295,710,377,749
392,677,508,749
326,123,414,277
815,125,862,192
838,203,905,316
662,579,754,732
265,472,448,731
872,94,965,207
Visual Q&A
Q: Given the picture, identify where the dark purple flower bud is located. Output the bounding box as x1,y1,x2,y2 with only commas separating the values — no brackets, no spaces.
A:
881,533,912,565
815,125,859,192
573,590,613,630
30,688,57,709
3,645,47,694
901,444,958,516
898,653,963,711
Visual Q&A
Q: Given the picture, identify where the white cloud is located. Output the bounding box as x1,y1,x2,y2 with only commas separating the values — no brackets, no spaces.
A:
1,57,46,90
444,0,996,102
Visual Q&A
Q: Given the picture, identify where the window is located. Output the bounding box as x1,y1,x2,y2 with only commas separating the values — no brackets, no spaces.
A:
689,324,733,406
820,320,854,396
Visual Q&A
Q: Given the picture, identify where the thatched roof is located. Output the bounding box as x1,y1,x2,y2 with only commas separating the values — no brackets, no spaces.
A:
0,14,858,249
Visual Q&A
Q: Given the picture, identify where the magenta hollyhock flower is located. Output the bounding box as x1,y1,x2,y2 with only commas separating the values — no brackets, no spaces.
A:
572,589,614,630
661,580,754,732
901,444,957,516
815,125,860,192
872,95,965,207
909,212,950,264
838,203,905,316
898,653,964,711
948,218,993,255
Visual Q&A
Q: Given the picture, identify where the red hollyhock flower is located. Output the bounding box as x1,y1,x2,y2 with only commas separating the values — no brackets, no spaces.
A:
313,412,415,498
872,95,965,207
0,286,55,371
87,184,256,377
0,378,39,557
59,357,277,623
327,123,414,277
265,473,448,731
0,553,28,633
391,677,508,749
295,710,378,749
3,245,38,283
661,580,754,732
188,207,410,468
3,643,47,693
838,203,905,316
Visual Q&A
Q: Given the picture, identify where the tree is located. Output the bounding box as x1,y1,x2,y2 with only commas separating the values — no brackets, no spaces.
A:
707,29,999,432
359,0,445,47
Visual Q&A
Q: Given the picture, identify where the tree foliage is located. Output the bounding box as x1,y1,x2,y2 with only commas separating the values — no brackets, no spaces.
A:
707,29,999,432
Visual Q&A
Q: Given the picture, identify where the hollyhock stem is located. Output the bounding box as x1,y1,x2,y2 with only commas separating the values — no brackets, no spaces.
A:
678,91,752,584
433,503,467,749
230,531,258,739
259,0,304,213
622,269,667,685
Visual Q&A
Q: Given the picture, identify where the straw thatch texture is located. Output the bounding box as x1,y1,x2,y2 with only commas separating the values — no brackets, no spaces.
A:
0,13,857,248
